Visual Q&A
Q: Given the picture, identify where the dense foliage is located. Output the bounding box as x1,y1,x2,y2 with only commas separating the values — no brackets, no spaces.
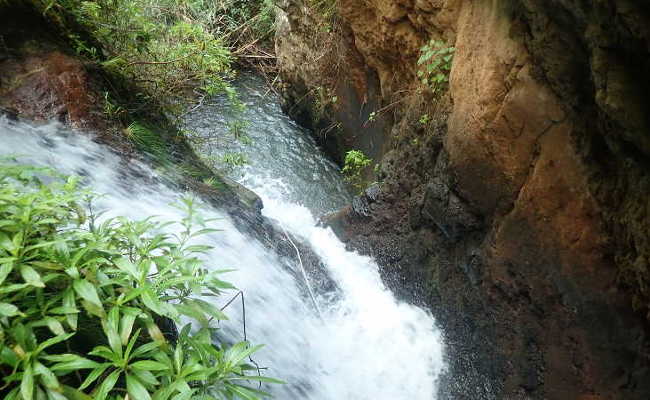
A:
30,0,276,116
342,150,372,193
0,162,278,399
417,39,455,94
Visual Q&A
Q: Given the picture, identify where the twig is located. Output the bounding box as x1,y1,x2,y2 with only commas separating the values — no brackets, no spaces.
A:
279,225,324,320
361,95,410,128
174,94,206,122
236,54,276,59
220,290,267,388
263,75,280,98
127,53,195,67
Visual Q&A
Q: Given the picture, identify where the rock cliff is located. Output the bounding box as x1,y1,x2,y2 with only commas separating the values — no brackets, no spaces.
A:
276,0,650,398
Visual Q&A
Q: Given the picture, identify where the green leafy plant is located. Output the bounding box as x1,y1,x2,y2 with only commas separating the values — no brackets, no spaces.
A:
124,121,169,162
0,162,279,399
103,92,126,119
416,39,455,94
222,152,248,169
228,120,252,145
342,150,372,193
418,114,430,125
37,0,237,115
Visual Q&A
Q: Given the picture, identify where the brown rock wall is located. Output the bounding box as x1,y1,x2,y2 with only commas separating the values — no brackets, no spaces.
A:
277,0,650,398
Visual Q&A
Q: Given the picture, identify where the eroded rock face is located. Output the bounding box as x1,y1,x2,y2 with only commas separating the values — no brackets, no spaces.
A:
276,0,650,398
1,51,108,130
0,3,131,151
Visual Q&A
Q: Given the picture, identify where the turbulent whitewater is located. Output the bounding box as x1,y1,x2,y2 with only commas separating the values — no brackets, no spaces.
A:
0,78,445,399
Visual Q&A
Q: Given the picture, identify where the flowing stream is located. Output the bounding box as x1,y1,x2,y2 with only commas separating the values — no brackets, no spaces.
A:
0,75,445,399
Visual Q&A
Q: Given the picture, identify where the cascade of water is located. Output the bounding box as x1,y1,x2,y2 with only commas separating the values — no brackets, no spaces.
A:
1,84,445,399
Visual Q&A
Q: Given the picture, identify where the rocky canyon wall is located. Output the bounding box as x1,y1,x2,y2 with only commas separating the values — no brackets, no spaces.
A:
276,0,650,399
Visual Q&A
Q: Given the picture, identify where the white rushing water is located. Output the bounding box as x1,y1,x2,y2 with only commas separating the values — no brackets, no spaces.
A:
1,113,445,399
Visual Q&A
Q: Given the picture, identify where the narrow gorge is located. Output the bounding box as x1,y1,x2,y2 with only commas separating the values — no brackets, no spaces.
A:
1,0,649,399
275,0,650,398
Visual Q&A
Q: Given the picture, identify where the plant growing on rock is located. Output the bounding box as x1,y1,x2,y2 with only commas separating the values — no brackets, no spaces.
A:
35,0,273,116
0,162,279,399
342,149,372,193
222,152,249,169
417,39,455,94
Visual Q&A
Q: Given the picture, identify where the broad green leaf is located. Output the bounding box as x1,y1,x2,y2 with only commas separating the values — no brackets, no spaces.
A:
49,355,99,372
130,341,160,359
126,373,152,400
0,263,12,284
21,363,34,400
0,232,15,254
145,319,167,346
175,303,208,326
20,265,45,288
53,240,69,258
141,289,165,316
42,354,82,363
45,317,66,336
64,267,80,279
189,228,220,238
0,283,29,294
124,328,142,360
0,302,21,317
48,306,80,315
78,363,111,390
183,245,212,253
118,286,147,304
225,383,268,400
230,375,285,384
89,346,121,364
102,307,122,358
70,247,89,268
73,279,105,317
1,345,19,367
132,368,158,386
120,309,138,345
63,288,78,330
194,298,228,321
173,343,183,373
36,333,74,354
62,385,95,400
130,360,169,371
114,257,139,281
93,369,120,400
224,342,264,367
45,388,68,400
34,361,60,390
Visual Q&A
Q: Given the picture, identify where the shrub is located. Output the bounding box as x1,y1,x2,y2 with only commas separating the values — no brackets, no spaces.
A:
416,39,455,94
34,0,238,115
0,161,279,399
342,150,372,193
221,152,248,169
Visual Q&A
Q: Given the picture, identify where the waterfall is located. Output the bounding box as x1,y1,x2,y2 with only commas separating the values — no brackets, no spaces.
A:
1,84,445,398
